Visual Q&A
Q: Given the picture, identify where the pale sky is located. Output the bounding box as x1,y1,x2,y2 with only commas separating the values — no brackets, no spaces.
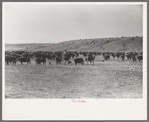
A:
3,3,143,43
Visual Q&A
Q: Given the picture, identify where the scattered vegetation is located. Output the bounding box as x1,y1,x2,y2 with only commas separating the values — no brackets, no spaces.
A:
5,36,142,52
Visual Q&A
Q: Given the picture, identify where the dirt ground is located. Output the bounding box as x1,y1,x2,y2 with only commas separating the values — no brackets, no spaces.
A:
4,56,143,99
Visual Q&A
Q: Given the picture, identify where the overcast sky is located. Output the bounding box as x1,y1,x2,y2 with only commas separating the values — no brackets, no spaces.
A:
3,3,143,43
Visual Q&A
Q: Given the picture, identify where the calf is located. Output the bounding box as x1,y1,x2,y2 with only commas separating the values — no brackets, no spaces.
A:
74,58,84,66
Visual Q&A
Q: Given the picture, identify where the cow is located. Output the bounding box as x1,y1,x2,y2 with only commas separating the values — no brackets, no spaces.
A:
35,57,46,65
51,53,56,60
110,52,115,58
44,51,52,60
16,57,31,65
137,55,143,62
73,52,79,57
63,53,72,64
11,51,26,55
119,52,125,61
125,52,132,60
82,52,88,57
74,58,84,66
5,55,17,65
5,51,11,55
131,52,138,62
115,52,122,59
85,54,96,65
33,51,44,57
103,53,110,60
55,56,63,65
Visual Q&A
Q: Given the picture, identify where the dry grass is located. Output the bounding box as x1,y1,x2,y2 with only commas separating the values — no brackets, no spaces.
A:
5,56,143,99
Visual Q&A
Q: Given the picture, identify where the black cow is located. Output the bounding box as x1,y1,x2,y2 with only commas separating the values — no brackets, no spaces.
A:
5,51,11,55
35,57,46,65
63,53,72,64
86,54,96,65
126,52,132,60
51,53,56,60
44,52,52,60
55,56,63,65
119,53,125,61
132,52,138,62
103,53,110,60
16,57,31,65
110,53,115,58
115,52,125,59
137,55,143,62
33,51,45,58
74,58,84,66
10,54,23,58
5,56,17,65
11,51,26,55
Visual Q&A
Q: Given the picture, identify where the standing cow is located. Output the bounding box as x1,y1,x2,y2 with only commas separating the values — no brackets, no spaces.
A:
74,58,84,66
35,57,46,65
85,54,96,65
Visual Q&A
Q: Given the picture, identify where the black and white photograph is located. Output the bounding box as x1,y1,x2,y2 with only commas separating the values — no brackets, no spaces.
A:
2,2,147,120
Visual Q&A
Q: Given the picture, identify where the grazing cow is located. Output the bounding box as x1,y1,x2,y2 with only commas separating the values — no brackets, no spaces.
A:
35,57,46,65
74,58,84,66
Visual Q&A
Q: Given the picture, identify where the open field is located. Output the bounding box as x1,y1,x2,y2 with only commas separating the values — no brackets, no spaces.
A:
4,36,143,99
5,56,143,99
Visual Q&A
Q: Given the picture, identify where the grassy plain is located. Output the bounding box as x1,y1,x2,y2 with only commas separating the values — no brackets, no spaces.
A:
5,56,143,99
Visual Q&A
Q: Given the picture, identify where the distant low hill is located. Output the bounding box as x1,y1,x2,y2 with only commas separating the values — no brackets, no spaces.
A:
5,36,143,52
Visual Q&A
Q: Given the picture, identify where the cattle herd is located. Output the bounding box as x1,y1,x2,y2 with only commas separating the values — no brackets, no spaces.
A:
5,50,143,66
